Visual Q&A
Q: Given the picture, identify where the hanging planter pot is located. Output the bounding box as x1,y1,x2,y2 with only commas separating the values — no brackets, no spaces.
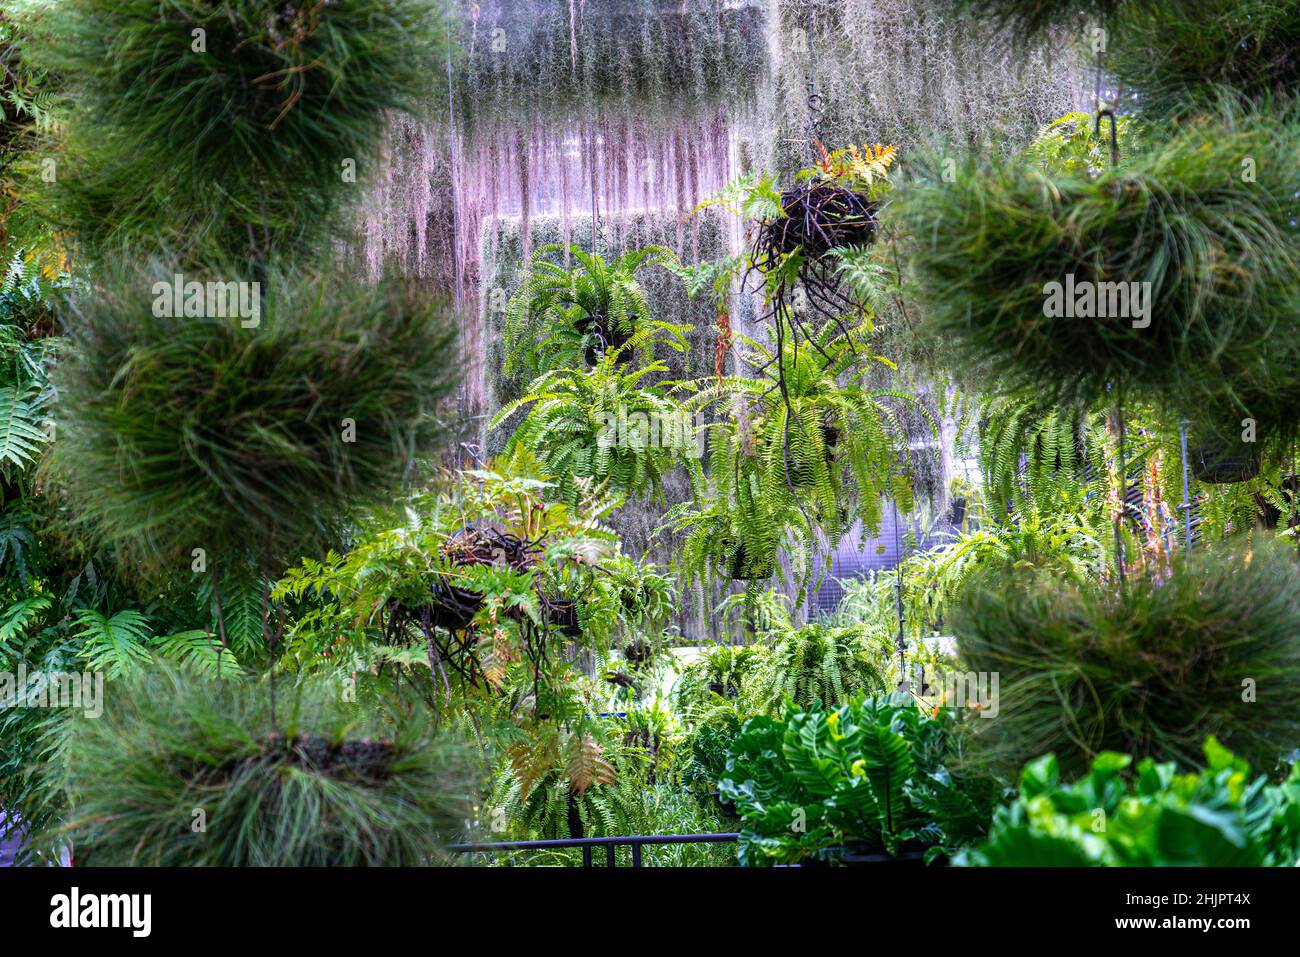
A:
541,596,582,638
1190,427,1262,484
270,733,398,782
1257,476,1300,529
575,311,635,367
427,527,538,632
427,581,485,632
622,637,654,666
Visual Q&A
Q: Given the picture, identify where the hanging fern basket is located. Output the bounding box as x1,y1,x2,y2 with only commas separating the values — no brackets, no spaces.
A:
575,310,635,367
428,527,540,630
725,542,775,581
622,637,655,666
426,583,486,632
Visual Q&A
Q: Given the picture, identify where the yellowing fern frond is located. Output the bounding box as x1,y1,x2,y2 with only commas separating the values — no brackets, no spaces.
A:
565,733,616,797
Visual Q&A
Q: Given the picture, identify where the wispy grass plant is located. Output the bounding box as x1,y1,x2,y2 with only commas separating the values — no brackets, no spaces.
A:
895,107,1300,425
954,544,1300,777
50,667,478,866
48,258,458,582
13,0,451,261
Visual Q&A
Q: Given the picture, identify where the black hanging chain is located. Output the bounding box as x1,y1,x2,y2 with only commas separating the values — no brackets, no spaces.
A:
804,0,824,161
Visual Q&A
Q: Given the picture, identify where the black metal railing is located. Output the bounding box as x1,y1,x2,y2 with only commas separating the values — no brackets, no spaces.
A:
449,833,739,867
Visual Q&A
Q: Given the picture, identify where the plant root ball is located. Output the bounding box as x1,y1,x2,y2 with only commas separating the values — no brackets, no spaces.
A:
759,183,880,259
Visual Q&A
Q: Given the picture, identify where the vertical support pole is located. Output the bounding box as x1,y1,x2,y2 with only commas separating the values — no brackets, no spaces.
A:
892,496,907,684
605,843,616,868
1112,390,1127,587
1179,419,1193,551
632,842,643,868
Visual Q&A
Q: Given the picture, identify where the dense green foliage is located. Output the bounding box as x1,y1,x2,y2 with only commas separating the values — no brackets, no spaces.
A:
667,319,923,594
958,740,1300,866
502,244,679,382
1107,1,1300,119
720,694,996,865
933,0,1123,37
492,323,702,505
49,260,458,582
5,0,1300,874
743,623,890,715
897,108,1300,425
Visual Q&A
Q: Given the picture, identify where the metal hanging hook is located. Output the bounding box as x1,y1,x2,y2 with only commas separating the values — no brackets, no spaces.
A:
1092,23,1120,170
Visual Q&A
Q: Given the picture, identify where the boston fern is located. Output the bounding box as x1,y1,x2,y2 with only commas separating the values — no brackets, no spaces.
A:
491,323,702,505
697,319,922,534
502,243,679,382
743,623,891,716
668,318,925,590
972,395,1111,525
720,694,996,866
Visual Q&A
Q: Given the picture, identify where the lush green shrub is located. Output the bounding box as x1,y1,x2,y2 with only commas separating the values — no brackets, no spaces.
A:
50,667,478,866
680,714,743,811
896,108,1300,423
13,0,450,261
954,544,1300,777
1108,1,1300,118
957,739,1300,866
48,260,458,582
720,694,997,865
